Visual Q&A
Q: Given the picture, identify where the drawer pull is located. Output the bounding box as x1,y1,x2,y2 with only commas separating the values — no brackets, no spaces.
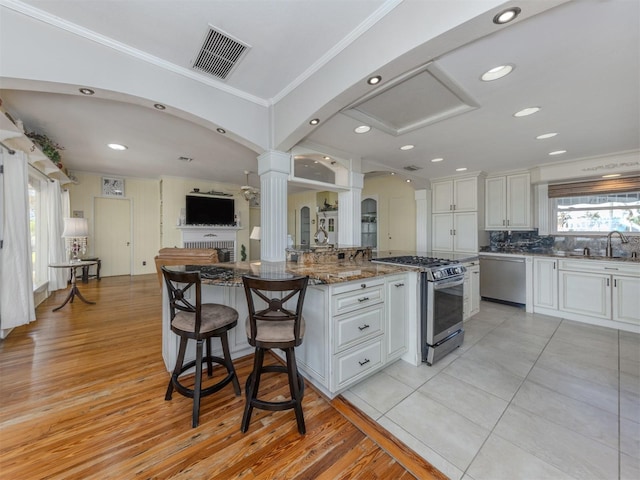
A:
394,283,405,287
360,283,367,289
358,358,370,366
358,324,370,331
604,267,619,270
204,233,217,237
358,297,370,302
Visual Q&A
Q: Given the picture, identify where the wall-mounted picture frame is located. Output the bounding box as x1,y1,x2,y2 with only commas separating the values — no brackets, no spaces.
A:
102,177,125,197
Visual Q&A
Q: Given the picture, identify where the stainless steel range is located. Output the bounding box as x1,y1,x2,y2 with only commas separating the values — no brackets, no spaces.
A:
372,255,465,365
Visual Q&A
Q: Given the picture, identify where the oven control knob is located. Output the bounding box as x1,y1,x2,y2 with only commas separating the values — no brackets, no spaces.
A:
433,270,442,279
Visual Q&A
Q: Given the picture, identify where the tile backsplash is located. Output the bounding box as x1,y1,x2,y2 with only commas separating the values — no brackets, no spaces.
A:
484,230,640,257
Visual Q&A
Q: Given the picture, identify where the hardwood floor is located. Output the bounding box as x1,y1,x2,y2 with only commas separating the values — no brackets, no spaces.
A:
0,274,446,479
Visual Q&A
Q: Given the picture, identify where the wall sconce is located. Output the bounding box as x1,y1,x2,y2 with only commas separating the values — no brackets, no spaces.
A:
62,217,89,262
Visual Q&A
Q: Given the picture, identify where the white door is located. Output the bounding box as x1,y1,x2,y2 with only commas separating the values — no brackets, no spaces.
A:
94,197,131,277
485,176,506,229
453,212,478,253
506,173,531,229
613,275,640,325
388,197,413,251
432,214,453,251
533,257,558,310
559,270,610,319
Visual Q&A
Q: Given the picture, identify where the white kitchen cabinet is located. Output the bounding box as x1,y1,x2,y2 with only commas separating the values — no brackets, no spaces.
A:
556,259,640,329
432,177,478,213
533,257,558,310
385,274,408,361
463,261,480,320
432,212,478,253
559,270,610,319
485,172,531,230
612,275,640,325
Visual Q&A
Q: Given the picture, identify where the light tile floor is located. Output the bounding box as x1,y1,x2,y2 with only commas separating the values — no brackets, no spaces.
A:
343,301,640,480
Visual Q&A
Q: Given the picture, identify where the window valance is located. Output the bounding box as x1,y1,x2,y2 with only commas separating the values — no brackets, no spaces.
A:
548,176,640,198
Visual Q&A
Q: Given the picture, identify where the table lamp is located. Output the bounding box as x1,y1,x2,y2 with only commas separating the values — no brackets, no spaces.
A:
250,226,261,240
62,217,89,262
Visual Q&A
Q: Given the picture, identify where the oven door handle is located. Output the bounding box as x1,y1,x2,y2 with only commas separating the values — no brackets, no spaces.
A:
432,276,465,290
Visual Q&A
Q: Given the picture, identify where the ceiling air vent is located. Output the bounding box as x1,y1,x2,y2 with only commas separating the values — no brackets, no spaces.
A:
192,27,250,80
403,165,422,171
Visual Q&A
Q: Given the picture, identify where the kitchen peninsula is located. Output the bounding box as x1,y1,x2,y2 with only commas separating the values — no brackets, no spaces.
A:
161,258,419,399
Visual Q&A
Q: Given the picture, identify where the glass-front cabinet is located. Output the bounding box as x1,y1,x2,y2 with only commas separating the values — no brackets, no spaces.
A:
361,198,377,249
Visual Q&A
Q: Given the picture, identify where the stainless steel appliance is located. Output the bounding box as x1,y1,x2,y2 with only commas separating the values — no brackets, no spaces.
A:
371,255,466,365
479,255,526,305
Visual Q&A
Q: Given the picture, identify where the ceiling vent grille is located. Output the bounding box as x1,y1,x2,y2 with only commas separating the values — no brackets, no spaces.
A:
192,27,250,80
403,165,422,171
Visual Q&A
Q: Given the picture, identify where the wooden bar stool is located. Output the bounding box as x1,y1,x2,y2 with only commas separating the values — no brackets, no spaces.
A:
162,266,241,428
241,275,309,434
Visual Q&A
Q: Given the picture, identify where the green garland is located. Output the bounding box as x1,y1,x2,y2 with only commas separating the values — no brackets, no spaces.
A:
26,131,64,165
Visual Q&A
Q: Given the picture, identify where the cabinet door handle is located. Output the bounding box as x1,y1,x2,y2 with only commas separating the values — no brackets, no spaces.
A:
450,204,453,211
607,278,610,287
358,324,370,331
450,229,453,235
358,296,370,302
553,261,556,269
452,229,456,235
507,220,510,226
604,267,619,271
358,358,370,366
614,279,617,287
502,219,506,226
394,283,404,287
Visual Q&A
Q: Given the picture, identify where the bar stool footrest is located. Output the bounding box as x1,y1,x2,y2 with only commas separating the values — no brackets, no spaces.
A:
171,356,238,399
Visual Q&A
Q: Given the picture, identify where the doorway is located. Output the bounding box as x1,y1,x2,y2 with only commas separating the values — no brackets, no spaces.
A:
94,197,131,276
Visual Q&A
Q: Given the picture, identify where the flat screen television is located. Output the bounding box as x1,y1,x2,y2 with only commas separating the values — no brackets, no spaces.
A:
185,195,235,226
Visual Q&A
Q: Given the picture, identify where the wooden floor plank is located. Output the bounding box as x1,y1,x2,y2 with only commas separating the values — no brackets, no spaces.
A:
0,274,445,479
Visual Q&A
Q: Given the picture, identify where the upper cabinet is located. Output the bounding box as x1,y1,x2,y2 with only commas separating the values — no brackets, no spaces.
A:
485,172,531,230
432,176,478,213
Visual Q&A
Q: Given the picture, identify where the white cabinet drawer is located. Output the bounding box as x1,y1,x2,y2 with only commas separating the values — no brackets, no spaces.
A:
333,338,383,391
335,304,383,352
332,282,384,315
558,259,640,277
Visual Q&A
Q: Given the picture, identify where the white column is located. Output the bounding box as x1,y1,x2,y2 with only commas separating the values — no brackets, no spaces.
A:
415,189,430,253
338,172,363,247
258,150,290,262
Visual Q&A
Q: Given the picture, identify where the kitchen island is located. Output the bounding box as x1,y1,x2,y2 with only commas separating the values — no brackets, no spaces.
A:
161,260,420,398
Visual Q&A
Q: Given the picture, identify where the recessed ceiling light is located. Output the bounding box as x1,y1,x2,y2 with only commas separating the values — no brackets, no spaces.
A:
456,167,468,172
107,143,127,151
549,150,567,156
323,156,330,160
514,107,540,117
481,65,514,81
406,179,411,183
154,103,166,110
314,160,319,164
354,125,371,134
309,118,320,125
493,7,521,25
216,128,226,134
79,88,95,95
390,172,395,175
536,132,558,139
602,174,621,178
400,144,415,151
367,75,382,85
431,158,444,163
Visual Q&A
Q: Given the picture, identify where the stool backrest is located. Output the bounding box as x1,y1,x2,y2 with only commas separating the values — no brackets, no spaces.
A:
162,266,203,334
242,275,309,348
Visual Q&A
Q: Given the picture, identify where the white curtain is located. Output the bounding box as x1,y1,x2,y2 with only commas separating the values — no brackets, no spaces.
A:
0,150,36,330
46,179,68,291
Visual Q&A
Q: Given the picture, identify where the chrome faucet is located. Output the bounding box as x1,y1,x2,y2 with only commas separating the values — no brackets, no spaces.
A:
605,230,629,257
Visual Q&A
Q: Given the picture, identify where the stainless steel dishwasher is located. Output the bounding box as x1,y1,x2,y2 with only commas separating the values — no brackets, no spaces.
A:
479,255,526,305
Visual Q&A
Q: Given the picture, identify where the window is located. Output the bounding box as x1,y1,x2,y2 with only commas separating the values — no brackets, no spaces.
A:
553,192,640,233
28,169,48,288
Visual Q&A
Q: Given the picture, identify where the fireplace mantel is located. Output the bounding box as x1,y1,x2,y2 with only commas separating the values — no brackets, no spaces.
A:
178,226,241,261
